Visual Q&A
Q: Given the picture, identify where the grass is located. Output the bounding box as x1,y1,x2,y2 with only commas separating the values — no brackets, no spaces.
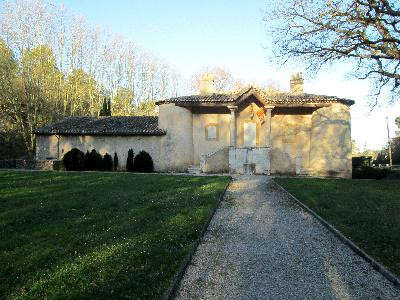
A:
0,170,230,299
274,178,400,277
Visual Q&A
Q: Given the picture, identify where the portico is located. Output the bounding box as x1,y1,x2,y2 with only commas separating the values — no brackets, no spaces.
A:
226,100,273,175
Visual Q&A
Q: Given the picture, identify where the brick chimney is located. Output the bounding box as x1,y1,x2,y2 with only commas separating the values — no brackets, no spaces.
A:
199,74,215,95
290,72,304,95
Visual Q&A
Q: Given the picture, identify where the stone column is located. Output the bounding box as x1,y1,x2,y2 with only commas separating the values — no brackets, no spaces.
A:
227,105,238,147
264,106,274,147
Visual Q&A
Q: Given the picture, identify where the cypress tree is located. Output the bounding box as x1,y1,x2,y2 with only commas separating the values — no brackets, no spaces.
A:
113,152,119,171
99,98,111,116
126,149,134,171
103,153,113,171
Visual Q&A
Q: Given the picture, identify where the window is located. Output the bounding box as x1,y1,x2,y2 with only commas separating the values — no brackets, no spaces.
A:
205,124,218,141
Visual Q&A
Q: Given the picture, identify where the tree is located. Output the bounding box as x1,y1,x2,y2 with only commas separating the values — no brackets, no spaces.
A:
102,153,113,171
112,88,134,116
134,100,157,116
99,98,111,116
133,151,154,173
126,149,134,171
264,0,400,99
0,0,181,157
113,152,119,171
351,139,360,156
66,69,103,116
395,116,400,136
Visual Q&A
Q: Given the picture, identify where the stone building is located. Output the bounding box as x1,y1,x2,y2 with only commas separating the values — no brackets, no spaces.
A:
35,74,354,177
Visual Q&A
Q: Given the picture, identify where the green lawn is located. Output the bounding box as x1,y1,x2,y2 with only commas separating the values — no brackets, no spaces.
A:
0,170,230,299
274,178,400,277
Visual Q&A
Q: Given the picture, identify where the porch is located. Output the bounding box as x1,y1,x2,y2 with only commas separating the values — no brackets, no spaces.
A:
193,104,274,175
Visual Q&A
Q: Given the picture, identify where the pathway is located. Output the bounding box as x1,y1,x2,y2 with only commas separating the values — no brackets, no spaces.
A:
176,175,400,299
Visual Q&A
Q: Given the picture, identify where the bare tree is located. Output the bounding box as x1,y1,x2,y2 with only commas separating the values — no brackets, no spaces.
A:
190,67,245,94
264,0,400,100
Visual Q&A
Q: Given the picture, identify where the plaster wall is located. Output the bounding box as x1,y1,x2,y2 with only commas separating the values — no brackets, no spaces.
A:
270,113,312,174
193,113,230,165
158,103,194,171
36,135,59,160
36,135,161,170
201,147,229,173
309,103,352,178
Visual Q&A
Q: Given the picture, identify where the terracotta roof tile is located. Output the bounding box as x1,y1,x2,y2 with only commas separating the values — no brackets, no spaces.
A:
156,88,355,106
156,93,236,104
34,116,166,136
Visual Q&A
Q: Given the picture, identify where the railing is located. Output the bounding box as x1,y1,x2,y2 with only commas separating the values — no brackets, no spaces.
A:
228,146,271,174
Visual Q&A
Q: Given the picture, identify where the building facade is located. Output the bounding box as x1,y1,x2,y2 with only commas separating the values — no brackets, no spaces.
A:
35,75,354,177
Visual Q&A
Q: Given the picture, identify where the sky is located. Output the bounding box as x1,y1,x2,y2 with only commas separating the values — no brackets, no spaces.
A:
58,0,399,150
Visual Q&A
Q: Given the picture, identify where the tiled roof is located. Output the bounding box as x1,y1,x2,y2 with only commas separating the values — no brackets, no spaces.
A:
156,93,236,104
34,116,166,136
156,87,355,106
266,93,355,105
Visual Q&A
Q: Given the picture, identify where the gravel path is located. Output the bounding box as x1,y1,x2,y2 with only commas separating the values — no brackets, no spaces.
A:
176,175,400,299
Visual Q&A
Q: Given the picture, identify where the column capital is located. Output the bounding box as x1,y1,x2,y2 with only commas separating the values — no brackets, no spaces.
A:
227,105,238,111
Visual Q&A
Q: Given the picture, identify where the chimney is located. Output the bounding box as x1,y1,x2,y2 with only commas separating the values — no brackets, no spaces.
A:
199,74,215,95
290,72,304,95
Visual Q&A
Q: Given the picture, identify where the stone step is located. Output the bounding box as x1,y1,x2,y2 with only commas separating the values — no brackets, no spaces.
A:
187,166,202,174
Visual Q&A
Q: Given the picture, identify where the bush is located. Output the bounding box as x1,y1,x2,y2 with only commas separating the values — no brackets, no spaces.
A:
126,149,134,171
0,131,29,160
353,166,389,180
113,152,119,171
84,151,90,170
133,151,154,173
352,156,372,168
385,169,400,180
103,153,113,171
62,148,85,171
84,149,103,171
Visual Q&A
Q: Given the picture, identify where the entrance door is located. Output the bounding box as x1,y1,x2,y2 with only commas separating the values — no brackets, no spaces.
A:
244,122,256,147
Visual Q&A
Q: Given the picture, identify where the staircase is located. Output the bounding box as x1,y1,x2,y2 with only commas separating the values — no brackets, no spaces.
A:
187,165,202,175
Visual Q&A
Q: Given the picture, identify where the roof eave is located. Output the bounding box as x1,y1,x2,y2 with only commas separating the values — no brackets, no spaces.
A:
34,130,166,136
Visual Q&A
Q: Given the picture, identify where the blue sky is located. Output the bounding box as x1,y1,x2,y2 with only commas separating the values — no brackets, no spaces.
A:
58,0,399,150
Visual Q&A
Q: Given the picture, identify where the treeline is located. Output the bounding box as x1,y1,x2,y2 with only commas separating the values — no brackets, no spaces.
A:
0,0,179,157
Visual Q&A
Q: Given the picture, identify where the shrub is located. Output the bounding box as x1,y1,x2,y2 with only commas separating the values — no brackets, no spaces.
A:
85,149,103,171
113,152,119,171
84,151,91,170
103,153,113,171
62,148,85,171
352,156,372,168
133,150,154,173
352,166,389,180
126,149,134,171
385,169,400,180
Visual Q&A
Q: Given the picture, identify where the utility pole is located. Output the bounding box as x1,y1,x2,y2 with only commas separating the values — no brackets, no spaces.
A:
387,116,393,168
